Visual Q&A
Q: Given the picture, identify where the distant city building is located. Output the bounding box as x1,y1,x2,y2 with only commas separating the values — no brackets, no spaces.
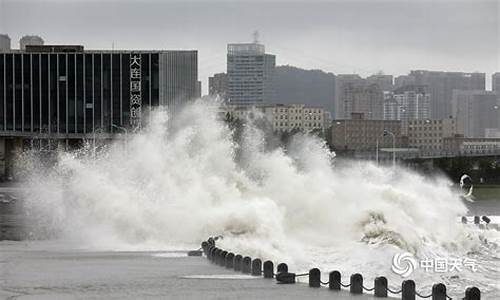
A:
227,42,275,105
0,34,11,51
208,72,228,99
335,75,384,120
384,85,431,135
485,128,500,138
452,90,500,138
271,65,335,116
406,118,458,154
334,74,364,119
394,75,415,89
220,103,330,133
0,44,198,138
493,73,500,95
19,35,44,50
196,81,202,98
443,136,500,156
331,112,402,152
408,70,485,119
366,74,394,91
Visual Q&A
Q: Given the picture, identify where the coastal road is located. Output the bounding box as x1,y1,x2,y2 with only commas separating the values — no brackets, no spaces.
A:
0,241,383,299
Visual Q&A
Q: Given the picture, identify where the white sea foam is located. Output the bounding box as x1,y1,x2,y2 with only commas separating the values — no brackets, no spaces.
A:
16,99,500,298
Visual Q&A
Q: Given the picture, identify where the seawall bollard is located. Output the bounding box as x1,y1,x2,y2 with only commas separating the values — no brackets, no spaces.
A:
210,248,218,263
220,251,228,266
308,268,321,288
242,256,252,274
432,283,447,300
225,252,235,269
251,259,262,276
329,271,341,290
276,272,296,284
215,249,222,264
220,251,229,267
234,255,243,271
206,246,213,260
465,287,481,300
402,280,416,300
277,263,288,274
350,273,363,294
263,261,274,278
374,276,388,297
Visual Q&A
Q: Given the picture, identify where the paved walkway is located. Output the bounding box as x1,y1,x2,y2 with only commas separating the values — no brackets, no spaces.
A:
0,241,382,299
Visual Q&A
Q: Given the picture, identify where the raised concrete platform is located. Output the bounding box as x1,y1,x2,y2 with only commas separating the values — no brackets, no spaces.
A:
0,241,381,299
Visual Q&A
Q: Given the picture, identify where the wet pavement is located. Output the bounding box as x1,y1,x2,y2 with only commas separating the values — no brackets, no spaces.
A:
0,241,381,299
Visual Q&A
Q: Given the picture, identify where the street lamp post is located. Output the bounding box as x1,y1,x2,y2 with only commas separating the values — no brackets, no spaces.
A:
92,128,104,159
376,129,396,168
112,124,129,150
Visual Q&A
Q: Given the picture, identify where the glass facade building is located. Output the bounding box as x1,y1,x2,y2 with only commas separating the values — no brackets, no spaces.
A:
0,46,198,137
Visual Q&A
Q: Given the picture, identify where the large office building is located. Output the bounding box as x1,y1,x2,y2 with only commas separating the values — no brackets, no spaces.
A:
452,90,500,138
0,44,198,136
227,42,275,105
408,70,485,119
0,44,198,178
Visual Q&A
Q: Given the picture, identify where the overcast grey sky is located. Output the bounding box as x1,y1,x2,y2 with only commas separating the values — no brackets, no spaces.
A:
1,0,498,92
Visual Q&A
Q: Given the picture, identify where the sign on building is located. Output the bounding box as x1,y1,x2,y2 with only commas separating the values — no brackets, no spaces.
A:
130,53,142,128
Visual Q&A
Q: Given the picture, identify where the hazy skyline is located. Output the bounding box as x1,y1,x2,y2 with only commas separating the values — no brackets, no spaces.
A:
1,0,498,92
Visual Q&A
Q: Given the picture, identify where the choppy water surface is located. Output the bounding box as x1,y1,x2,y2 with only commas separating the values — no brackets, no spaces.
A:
15,100,500,299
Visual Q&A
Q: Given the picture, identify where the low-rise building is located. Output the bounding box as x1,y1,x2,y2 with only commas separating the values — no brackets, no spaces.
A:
331,112,402,152
220,103,330,133
406,118,458,154
443,136,500,156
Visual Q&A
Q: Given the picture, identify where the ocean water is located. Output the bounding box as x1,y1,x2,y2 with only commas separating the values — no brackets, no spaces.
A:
15,100,500,299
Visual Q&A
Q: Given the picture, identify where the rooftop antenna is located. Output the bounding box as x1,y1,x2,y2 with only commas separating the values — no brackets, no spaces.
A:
253,31,259,44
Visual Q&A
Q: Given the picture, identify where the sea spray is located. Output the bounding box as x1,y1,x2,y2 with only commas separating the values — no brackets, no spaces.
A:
16,99,500,298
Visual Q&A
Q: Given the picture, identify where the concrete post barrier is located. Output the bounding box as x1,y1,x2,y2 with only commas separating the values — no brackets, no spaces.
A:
225,252,235,269
329,271,341,290
263,260,274,278
465,287,480,300
374,276,388,297
308,268,321,287
277,263,288,274
233,254,243,271
201,241,208,253
402,280,416,300
350,273,363,294
251,259,262,276
432,283,447,300
242,256,252,274
219,250,228,266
